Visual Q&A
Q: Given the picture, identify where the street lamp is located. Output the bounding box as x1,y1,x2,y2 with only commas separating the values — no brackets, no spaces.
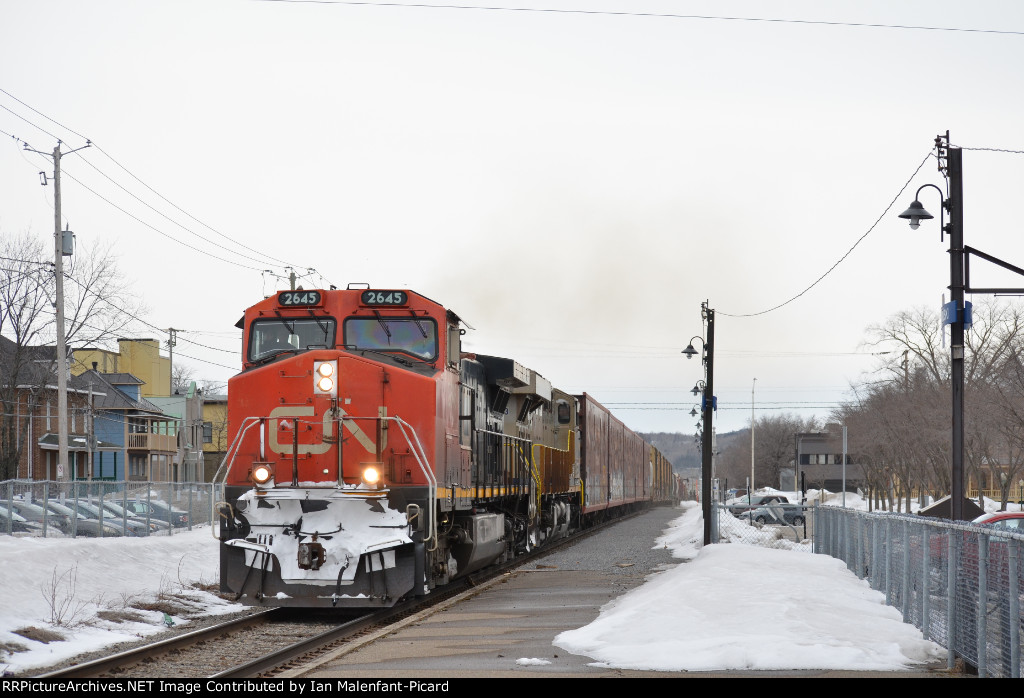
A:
897,132,967,520
899,132,1024,519
750,377,756,502
684,301,715,545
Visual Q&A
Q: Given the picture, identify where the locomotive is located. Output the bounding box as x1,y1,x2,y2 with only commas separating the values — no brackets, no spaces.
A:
215,286,674,608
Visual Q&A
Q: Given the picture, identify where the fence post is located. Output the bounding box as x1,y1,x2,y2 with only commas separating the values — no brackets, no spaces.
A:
901,519,911,622
3,481,11,536
884,517,893,606
1010,539,1020,678
946,529,956,670
977,533,989,677
922,524,930,639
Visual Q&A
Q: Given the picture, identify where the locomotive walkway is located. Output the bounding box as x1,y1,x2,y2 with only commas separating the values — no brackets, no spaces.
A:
284,506,957,679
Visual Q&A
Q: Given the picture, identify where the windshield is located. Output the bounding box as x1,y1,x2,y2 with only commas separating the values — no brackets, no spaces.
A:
344,316,438,361
249,316,336,362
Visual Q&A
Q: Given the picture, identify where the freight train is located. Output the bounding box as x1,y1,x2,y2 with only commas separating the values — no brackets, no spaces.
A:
215,286,675,608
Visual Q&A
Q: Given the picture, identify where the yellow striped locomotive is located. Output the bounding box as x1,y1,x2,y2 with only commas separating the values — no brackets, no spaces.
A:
215,287,675,608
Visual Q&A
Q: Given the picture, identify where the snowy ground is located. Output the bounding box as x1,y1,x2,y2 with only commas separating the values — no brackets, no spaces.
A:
4,491,1011,676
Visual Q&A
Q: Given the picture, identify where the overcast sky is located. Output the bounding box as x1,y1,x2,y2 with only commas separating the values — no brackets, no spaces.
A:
3,0,1024,437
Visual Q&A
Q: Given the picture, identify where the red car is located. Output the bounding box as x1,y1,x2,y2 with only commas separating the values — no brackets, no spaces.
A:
971,511,1024,533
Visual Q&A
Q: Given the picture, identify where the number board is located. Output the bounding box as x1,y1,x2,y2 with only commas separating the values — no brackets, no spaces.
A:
361,290,408,306
278,290,323,307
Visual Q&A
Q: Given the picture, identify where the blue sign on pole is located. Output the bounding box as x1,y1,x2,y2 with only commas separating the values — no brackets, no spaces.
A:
941,301,973,328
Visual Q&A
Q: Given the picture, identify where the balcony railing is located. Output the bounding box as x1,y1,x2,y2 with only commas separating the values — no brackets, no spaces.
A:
126,432,176,452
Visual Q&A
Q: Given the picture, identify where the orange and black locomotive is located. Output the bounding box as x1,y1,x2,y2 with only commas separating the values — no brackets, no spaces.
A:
216,286,674,608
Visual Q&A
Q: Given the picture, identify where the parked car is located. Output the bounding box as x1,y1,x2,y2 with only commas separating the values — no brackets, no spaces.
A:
750,503,806,526
924,511,1024,593
8,500,71,534
126,499,189,527
45,500,118,537
0,505,33,533
75,500,156,537
49,499,137,537
731,494,791,517
101,500,171,533
972,511,1024,533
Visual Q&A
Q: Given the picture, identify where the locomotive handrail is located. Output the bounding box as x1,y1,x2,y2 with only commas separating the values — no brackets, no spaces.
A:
474,428,532,443
388,415,437,550
331,414,437,550
211,417,265,487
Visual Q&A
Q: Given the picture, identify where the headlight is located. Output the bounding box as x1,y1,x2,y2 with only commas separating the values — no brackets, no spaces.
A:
314,361,338,396
361,465,382,487
252,464,274,485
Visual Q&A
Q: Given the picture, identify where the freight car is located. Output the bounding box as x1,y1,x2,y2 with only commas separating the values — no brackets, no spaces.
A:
214,286,673,608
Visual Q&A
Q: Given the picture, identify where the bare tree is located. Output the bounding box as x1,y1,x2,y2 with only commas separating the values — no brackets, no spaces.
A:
716,414,817,492
845,300,1024,511
171,363,197,395
0,232,142,479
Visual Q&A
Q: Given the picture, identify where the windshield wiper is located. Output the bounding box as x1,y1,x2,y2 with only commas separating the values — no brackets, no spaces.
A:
273,310,296,335
253,348,300,366
341,344,415,367
408,311,428,338
307,310,330,342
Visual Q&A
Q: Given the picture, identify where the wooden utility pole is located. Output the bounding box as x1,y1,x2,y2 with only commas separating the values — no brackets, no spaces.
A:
53,144,70,481
167,328,178,394
25,139,90,481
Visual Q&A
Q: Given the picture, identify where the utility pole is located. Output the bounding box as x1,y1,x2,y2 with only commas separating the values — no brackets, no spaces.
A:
167,328,178,394
53,144,70,481
750,377,756,495
27,140,89,482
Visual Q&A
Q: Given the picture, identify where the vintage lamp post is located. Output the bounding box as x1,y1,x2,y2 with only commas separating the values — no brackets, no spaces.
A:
683,302,715,545
898,131,1024,520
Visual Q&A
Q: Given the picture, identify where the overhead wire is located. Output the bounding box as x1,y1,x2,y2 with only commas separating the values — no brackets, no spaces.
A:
249,1,1024,36
717,150,933,318
0,88,320,279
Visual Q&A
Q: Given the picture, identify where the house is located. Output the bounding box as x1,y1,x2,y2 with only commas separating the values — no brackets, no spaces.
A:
150,381,205,482
200,393,228,482
76,368,178,481
0,337,105,481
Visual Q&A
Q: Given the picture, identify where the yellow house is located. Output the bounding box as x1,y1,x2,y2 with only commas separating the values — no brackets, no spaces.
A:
73,339,170,398
201,393,229,481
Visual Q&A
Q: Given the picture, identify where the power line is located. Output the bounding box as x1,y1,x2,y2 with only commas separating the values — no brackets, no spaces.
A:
718,150,933,318
249,1,1024,36
0,88,317,277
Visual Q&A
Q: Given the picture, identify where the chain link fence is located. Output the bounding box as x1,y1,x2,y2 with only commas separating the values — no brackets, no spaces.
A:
713,502,814,551
0,479,223,538
815,506,1023,678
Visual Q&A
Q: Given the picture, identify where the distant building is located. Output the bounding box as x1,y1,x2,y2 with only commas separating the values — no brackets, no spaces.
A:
150,381,205,482
72,338,170,399
201,393,228,482
791,425,865,493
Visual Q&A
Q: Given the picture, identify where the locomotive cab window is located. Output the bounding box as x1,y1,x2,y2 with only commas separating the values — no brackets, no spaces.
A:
556,399,572,425
343,316,438,361
249,317,336,362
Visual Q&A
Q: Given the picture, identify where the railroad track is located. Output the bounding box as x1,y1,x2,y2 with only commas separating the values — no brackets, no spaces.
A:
36,510,639,678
